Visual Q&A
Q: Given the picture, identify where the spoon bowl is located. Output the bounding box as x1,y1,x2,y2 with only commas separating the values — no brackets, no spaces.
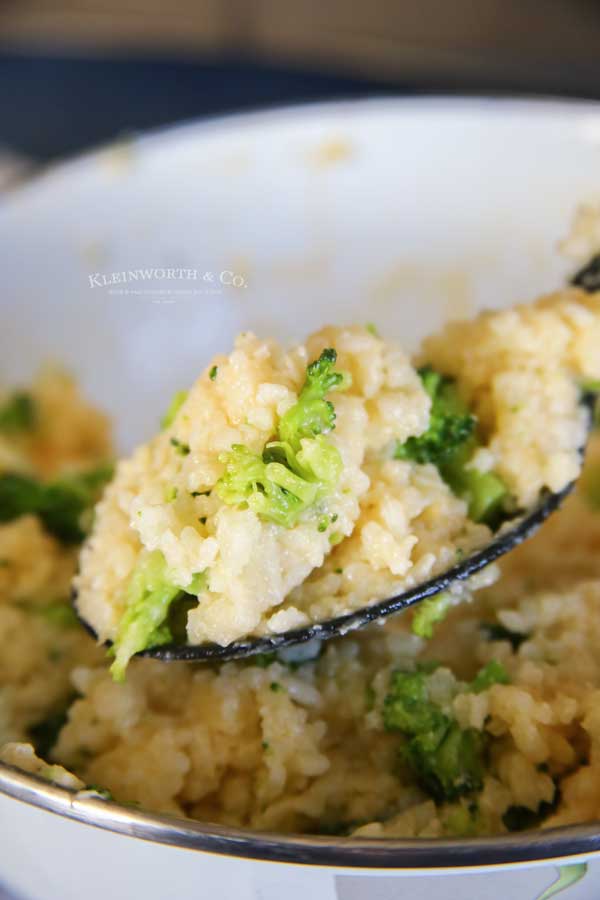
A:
74,393,595,664
140,475,578,662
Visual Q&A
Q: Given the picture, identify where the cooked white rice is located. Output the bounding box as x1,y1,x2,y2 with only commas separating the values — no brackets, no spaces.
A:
1,289,600,838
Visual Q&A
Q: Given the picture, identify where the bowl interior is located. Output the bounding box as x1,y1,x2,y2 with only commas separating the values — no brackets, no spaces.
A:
1,97,597,450
1,96,600,866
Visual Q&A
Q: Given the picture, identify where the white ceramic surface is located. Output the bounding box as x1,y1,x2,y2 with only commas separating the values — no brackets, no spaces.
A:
1,97,600,899
0,789,597,900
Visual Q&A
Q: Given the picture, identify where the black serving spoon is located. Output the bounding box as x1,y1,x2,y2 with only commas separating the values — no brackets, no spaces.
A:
108,390,591,665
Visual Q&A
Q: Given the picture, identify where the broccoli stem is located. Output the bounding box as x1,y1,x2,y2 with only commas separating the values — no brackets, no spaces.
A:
110,551,182,682
441,447,509,526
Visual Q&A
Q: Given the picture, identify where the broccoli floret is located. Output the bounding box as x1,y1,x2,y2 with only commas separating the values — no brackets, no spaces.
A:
217,444,321,528
395,367,510,526
0,391,35,433
412,592,453,639
279,348,351,450
394,368,476,466
110,551,183,682
0,463,113,544
110,563,207,680
383,669,487,803
217,350,349,528
383,670,448,735
110,356,349,676
469,660,509,693
161,390,188,430
38,465,114,543
441,447,509,526
0,473,44,522
406,721,486,803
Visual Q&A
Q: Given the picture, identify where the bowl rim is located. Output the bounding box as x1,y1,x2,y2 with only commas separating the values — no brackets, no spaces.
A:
1,761,600,870
3,92,600,870
4,89,600,209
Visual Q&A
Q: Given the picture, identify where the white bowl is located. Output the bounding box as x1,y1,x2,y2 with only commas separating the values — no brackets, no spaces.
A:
1,97,599,899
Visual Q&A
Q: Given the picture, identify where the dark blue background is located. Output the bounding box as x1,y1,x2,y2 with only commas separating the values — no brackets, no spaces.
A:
3,49,597,164
0,52,399,161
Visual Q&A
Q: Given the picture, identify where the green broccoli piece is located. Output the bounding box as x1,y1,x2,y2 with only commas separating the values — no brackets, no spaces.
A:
406,720,486,803
161,390,188,430
441,447,509,526
383,669,487,803
412,592,453,639
395,367,510,526
394,368,475,466
0,473,44,522
0,463,113,544
110,550,182,682
217,350,349,528
217,444,320,528
0,391,36,433
383,670,448,735
38,465,114,543
278,348,351,451
469,660,509,693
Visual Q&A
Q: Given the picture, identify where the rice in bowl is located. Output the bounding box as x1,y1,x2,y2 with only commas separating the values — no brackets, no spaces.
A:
1,288,600,838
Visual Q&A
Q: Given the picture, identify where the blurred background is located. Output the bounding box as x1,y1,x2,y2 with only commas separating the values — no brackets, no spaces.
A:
2,0,600,172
